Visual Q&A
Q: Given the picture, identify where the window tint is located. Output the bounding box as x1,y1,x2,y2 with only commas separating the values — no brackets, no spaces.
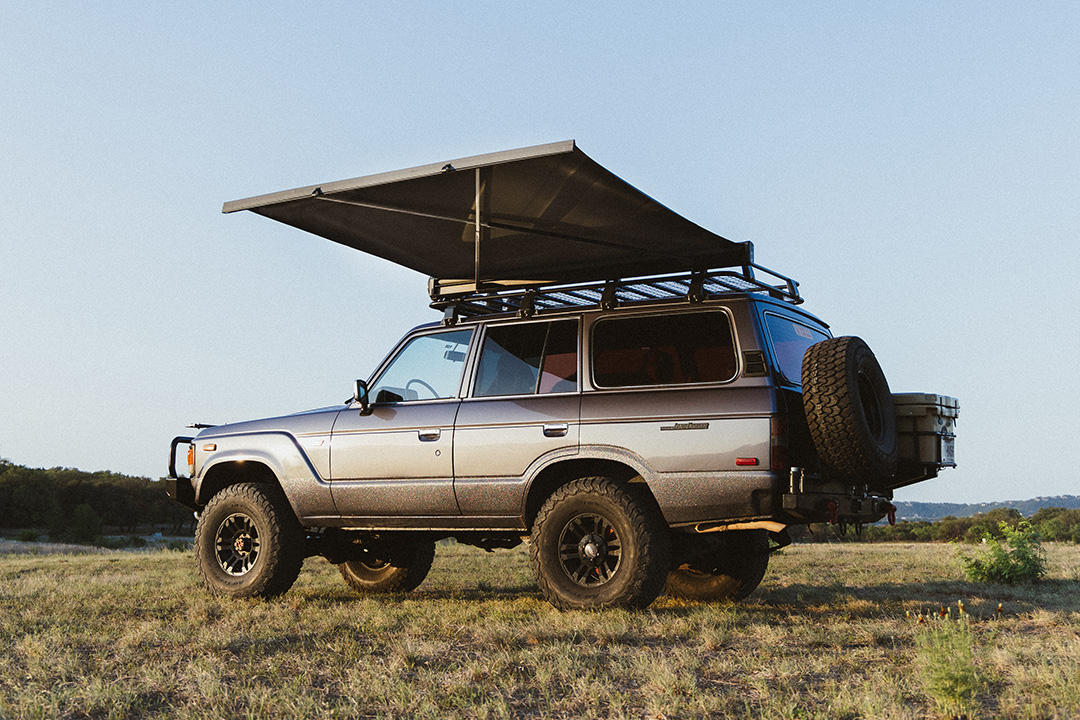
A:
370,328,472,403
473,320,578,397
592,312,737,387
763,313,830,385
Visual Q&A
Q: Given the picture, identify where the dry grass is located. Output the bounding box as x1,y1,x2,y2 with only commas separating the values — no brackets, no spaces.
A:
1,540,1078,719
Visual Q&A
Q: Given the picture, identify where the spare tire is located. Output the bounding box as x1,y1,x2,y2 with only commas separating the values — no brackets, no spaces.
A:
801,336,897,483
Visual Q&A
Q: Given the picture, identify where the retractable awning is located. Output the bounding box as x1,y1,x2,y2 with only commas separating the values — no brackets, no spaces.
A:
223,140,751,288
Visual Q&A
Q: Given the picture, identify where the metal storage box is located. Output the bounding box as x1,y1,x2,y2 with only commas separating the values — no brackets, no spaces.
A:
893,393,958,468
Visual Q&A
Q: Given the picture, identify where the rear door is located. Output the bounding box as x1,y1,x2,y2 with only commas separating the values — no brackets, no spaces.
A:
453,319,581,521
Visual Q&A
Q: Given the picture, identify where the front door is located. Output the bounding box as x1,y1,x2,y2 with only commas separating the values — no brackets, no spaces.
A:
329,327,474,520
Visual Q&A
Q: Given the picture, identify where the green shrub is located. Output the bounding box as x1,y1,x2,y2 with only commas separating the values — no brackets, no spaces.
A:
915,618,986,719
1031,507,1080,542
15,529,41,542
957,520,1046,585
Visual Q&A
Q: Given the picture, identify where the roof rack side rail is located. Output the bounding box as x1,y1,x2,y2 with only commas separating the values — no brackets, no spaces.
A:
746,262,800,301
429,261,803,319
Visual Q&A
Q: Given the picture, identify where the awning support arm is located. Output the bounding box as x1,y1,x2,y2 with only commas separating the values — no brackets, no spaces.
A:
475,167,482,288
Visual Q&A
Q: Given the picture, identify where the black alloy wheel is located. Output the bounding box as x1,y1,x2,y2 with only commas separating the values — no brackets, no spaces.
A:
530,477,669,610
194,482,304,599
557,512,623,587
214,512,262,576
338,538,436,594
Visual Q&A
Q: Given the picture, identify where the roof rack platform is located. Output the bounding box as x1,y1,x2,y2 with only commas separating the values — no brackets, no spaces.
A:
430,260,801,323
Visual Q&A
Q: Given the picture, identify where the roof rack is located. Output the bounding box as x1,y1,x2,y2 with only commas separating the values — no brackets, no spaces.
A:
430,261,801,323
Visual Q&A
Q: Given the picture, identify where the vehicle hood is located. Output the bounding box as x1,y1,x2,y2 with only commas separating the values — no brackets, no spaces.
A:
194,405,343,439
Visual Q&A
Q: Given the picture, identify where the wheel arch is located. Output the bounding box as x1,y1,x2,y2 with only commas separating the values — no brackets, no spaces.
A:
523,456,663,531
197,460,281,507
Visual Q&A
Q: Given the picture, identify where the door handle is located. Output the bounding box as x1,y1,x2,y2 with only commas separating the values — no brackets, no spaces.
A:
542,423,569,438
418,428,442,442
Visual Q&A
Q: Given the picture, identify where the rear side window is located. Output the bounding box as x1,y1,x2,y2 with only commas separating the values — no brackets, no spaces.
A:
592,311,737,388
763,313,830,385
473,320,578,397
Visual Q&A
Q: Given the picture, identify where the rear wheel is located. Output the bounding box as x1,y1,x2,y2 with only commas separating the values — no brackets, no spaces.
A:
530,477,669,610
665,530,769,601
338,538,436,594
195,483,304,599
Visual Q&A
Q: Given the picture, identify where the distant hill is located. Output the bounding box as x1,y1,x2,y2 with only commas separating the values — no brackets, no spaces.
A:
894,495,1080,522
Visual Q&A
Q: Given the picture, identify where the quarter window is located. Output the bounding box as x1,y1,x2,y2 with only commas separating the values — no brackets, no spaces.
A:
763,313,830,385
592,312,737,387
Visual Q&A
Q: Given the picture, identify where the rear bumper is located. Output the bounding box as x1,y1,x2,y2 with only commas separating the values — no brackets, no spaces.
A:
779,491,894,526
665,469,896,531
690,489,895,534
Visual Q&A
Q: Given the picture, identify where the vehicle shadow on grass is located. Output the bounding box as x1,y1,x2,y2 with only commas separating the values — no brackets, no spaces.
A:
750,578,1080,618
302,581,545,606
292,574,1080,618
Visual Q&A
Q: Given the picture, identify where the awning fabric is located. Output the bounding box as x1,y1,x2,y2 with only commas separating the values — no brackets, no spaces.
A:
223,140,749,286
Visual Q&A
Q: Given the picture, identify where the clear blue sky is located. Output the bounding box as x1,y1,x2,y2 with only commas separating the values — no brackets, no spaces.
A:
1,3,1077,504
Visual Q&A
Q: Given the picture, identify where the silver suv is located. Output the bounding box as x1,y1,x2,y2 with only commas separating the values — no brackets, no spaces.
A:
167,142,957,610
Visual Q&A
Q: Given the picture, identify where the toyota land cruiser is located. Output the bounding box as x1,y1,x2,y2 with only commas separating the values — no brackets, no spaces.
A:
167,141,957,610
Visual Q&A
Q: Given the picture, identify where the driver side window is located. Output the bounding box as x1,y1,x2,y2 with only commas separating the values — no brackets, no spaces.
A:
369,328,473,403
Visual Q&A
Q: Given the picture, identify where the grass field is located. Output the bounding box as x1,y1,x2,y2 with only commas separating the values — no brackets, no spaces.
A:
2,540,1078,719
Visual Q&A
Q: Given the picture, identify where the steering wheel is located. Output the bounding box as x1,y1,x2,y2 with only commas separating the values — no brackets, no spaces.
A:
406,378,439,399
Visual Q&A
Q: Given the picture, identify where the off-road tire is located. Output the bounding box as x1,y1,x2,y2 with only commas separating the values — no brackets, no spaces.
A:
530,477,670,611
665,530,770,602
802,336,897,483
338,539,436,594
195,482,304,599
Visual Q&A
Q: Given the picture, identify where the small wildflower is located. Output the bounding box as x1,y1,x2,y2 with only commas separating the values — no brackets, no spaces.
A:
996,603,1003,617
957,600,965,616
940,605,948,618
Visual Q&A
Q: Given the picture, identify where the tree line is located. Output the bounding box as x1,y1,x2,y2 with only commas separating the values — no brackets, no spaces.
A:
0,459,193,542
5,457,1080,547
809,505,1080,544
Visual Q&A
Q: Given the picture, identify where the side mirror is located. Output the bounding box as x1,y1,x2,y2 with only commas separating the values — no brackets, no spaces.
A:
353,379,373,416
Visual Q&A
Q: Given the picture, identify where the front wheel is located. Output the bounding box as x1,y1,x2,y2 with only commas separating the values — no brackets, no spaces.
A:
338,538,436,594
665,530,770,602
194,483,304,599
530,477,669,610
